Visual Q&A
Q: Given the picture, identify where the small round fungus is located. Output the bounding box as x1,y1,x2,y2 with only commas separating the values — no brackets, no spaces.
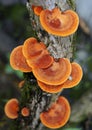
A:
59,62,83,88
4,98,19,119
40,8,79,36
21,107,30,117
32,58,71,85
10,45,32,72
40,96,71,129
22,37,46,59
27,50,54,69
18,80,25,88
33,6,43,16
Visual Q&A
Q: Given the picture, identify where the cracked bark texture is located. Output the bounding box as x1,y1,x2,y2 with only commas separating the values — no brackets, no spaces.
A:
27,0,75,59
15,1,76,130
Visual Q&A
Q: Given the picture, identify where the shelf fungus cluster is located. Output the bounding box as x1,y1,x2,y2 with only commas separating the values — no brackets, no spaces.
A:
6,34,83,128
9,37,83,94
10,36,83,93
10,37,54,72
4,5,82,130
37,62,83,93
4,98,30,119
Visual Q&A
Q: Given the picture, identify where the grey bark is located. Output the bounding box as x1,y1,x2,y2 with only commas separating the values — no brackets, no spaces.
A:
27,0,74,59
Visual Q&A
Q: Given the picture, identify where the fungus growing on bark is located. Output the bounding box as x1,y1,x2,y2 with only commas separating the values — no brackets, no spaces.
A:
4,98,19,119
40,96,70,129
40,8,79,36
33,5,43,16
59,62,83,88
37,80,63,93
10,45,32,72
32,58,71,85
22,37,46,59
18,80,25,88
21,107,30,117
37,62,83,92
27,50,54,69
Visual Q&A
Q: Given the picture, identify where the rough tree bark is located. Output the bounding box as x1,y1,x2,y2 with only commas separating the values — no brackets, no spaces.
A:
12,1,76,130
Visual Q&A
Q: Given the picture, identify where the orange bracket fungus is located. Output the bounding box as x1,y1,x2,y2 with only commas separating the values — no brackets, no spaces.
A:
33,5,43,16
27,50,54,69
10,45,32,72
21,107,30,117
32,58,71,85
37,80,63,93
22,37,46,59
4,0,83,128
4,98,19,119
59,62,83,88
40,8,79,36
37,62,83,93
40,96,71,129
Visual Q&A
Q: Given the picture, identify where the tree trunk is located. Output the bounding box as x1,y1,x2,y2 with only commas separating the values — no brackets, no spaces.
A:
12,0,76,130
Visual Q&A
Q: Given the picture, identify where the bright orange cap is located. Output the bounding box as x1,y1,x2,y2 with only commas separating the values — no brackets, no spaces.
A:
21,107,30,117
4,98,19,119
59,62,83,88
22,37,46,59
33,6,43,16
33,58,71,85
27,50,54,69
40,8,79,36
10,45,32,72
37,80,63,93
40,96,71,129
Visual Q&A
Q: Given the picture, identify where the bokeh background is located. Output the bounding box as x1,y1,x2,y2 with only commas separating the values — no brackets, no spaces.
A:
0,0,92,130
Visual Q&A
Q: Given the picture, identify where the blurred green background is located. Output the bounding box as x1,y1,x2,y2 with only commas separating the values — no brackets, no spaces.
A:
0,0,92,130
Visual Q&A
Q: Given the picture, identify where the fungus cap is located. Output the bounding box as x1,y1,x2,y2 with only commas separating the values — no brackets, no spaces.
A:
40,8,79,36
40,96,71,129
10,45,32,72
33,6,43,16
22,37,46,59
21,107,30,117
27,50,54,69
33,58,71,85
4,98,19,119
37,80,63,93
60,62,83,88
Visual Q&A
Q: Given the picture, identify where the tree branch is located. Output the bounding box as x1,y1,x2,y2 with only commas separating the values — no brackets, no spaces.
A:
10,1,76,130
